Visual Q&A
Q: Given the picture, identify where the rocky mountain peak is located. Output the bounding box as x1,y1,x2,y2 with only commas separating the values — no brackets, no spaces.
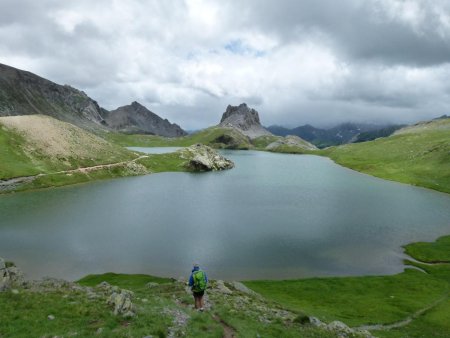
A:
220,103,261,126
104,102,187,137
219,103,272,139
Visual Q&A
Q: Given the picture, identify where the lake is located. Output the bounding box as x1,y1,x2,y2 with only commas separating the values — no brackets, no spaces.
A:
0,149,449,281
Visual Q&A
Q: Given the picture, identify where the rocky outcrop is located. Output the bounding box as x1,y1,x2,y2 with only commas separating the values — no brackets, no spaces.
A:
310,318,374,338
0,63,106,130
107,289,135,317
0,258,9,291
219,103,272,139
178,144,234,171
0,258,25,291
104,101,187,137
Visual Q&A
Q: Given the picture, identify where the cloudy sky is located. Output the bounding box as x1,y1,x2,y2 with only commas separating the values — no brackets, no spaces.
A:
1,0,450,129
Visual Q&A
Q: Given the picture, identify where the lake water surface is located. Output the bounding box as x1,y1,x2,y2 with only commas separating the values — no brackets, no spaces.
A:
1,149,449,281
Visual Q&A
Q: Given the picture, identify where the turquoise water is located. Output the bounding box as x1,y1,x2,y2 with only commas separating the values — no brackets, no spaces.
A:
0,149,449,281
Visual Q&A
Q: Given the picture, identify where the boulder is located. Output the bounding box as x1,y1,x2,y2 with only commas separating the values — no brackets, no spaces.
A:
146,282,159,289
324,320,375,338
231,281,261,298
0,260,10,291
179,144,234,171
215,280,232,295
0,258,24,291
107,289,135,317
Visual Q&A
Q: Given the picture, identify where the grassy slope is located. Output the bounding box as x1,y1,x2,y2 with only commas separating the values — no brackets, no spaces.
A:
252,135,316,154
319,118,450,193
0,274,333,338
0,115,203,192
0,123,43,178
103,126,253,150
0,115,135,180
251,135,281,149
245,235,450,337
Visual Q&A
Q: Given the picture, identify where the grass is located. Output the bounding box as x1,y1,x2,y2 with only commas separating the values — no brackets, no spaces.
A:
10,151,200,193
0,115,221,193
78,272,173,289
103,126,253,150
0,273,333,337
319,118,450,193
136,152,191,173
251,135,281,149
266,144,312,154
2,235,450,337
0,125,43,179
245,234,450,337
0,116,136,180
245,269,447,326
404,235,450,263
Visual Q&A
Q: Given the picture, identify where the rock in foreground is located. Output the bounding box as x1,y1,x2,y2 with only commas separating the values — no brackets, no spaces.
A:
178,144,234,171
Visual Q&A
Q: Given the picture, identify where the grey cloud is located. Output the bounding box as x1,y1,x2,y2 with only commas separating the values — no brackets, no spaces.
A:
1,0,449,129
240,0,450,66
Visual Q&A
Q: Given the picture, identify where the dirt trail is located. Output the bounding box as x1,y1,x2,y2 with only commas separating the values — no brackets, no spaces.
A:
178,285,237,338
212,314,236,338
0,155,149,192
355,292,449,331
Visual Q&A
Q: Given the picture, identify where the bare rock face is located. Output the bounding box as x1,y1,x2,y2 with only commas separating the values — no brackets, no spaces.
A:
0,63,106,130
104,101,187,137
219,103,272,139
179,144,234,171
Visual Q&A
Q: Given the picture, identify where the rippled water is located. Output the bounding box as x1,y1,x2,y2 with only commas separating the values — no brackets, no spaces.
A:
0,149,449,281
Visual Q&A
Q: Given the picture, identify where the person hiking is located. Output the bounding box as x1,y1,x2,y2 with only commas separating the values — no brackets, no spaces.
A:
188,263,208,311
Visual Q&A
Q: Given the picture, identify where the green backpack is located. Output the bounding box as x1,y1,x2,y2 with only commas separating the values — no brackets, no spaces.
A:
192,270,207,292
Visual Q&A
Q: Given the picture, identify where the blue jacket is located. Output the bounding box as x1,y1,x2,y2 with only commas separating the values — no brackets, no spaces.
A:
189,266,208,287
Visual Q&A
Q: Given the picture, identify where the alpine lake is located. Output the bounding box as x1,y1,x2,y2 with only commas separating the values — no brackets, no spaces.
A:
1,148,449,281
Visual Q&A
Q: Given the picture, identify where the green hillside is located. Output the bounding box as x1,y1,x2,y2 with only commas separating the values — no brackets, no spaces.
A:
0,115,233,193
104,126,253,149
0,115,135,180
320,118,450,193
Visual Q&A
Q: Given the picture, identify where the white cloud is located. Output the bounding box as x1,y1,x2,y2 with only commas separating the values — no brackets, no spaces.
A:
1,0,449,129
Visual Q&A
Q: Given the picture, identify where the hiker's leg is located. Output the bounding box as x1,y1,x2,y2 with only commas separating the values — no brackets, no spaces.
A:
194,295,200,309
200,295,204,309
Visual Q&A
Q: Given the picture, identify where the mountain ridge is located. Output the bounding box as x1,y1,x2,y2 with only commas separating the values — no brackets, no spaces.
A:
0,63,186,137
267,122,404,148
104,101,187,137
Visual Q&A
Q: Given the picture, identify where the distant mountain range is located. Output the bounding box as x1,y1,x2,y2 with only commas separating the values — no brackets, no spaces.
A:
267,123,405,148
0,63,186,137
1,62,444,146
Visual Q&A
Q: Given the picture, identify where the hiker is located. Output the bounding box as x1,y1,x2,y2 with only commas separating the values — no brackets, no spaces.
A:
188,263,208,311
